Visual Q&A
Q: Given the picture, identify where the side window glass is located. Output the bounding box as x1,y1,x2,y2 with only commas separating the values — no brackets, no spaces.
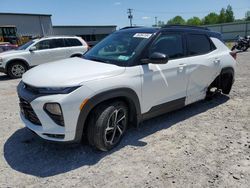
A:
35,40,50,50
187,34,212,55
65,39,82,47
50,39,65,48
149,34,184,59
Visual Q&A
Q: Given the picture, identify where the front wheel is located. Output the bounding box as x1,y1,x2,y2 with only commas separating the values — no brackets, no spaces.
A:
87,101,128,151
7,62,27,79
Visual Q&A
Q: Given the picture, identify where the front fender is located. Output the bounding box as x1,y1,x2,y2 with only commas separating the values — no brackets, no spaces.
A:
74,88,141,142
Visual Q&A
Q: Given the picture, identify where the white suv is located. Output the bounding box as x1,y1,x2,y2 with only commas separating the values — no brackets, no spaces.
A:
0,36,88,78
17,26,237,151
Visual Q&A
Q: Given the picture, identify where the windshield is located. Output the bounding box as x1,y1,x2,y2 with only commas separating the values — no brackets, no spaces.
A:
17,40,35,50
83,32,153,66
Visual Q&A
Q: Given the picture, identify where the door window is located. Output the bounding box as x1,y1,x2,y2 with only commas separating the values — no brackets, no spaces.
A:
50,39,65,48
149,33,184,59
187,34,214,56
65,39,82,47
35,40,51,50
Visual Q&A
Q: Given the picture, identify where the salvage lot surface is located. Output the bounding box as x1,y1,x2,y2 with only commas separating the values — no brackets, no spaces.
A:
0,52,250,188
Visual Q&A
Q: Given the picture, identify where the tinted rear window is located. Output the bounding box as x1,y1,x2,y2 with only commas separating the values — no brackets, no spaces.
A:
187,34,213,56
65,38,82,47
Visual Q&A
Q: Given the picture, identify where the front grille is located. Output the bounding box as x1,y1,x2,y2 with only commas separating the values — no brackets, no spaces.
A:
19,98,41,125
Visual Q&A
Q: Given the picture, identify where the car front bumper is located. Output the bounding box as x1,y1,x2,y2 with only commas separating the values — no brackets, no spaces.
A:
17,81,93,143
0,66,5,73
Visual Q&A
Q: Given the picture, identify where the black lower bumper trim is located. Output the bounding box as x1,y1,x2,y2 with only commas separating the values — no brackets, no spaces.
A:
0,67,5,73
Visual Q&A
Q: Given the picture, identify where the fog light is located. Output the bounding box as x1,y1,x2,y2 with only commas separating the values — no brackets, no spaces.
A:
44,103,64,126
45,103,62,115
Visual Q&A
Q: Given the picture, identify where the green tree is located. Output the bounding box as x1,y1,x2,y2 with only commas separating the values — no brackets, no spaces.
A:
203,12,219,25
245,11,250,21
225,5,234,22
167,16,186,25
218,8,226,23
187,17,202,26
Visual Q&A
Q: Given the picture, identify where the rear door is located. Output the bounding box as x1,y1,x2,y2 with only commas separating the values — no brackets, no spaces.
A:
185,33,221,104
48,39,68,61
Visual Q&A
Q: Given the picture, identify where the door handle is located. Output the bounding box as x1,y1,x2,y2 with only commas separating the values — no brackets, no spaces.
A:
178,64,187,72
178,63,187,67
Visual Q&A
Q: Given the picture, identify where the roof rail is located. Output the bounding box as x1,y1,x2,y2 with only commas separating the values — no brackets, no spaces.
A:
120,26,143,30
161,24,209,30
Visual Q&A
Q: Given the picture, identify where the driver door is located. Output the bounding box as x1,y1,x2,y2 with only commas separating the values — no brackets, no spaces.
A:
141,32,189,115
28,39,53,66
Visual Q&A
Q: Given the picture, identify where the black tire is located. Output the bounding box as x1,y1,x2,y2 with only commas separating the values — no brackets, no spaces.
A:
87,101,128,151
221,74,233,94
242,46,249,52
231,45,236,51
7,62,27,79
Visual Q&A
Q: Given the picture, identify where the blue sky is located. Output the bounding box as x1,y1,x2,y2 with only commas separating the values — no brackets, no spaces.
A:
0,0,249,28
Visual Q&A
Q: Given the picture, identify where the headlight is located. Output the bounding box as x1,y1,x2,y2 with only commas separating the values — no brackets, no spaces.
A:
0,57,3,62
44,103,64,126
38,86,80,94
23,82,80,94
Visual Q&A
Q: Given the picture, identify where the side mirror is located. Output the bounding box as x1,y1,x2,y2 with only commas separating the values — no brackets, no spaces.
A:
29,46,37,52
142,52,169,64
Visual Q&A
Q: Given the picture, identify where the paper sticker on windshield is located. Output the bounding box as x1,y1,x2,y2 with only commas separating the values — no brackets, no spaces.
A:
118,55,130,61
133,33,152,39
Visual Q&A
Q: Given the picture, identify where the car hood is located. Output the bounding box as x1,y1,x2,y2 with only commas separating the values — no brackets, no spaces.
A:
22,58,125,87
0,50,25,56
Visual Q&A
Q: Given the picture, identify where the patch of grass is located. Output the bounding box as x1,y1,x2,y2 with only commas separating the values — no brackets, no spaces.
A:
226,42,234,49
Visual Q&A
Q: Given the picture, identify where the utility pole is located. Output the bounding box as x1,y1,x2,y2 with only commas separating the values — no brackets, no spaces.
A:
155,16,158,27
127,8,133,27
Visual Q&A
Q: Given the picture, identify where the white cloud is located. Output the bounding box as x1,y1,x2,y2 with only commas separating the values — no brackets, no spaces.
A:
142,16,151,20
114,2,121,5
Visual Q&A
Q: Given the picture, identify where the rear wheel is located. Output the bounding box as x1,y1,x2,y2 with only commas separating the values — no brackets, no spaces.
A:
87,101,128,151
7,62,27,79
221,73,233,94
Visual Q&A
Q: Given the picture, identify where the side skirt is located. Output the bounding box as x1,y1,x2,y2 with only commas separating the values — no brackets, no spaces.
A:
142,97,186,121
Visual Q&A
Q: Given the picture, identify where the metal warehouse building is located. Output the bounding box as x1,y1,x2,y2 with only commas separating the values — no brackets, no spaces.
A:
0,12,116,45
0,13,53,37
53,25,116,46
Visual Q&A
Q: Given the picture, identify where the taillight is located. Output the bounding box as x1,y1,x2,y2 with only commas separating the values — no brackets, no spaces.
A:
230,51,237,60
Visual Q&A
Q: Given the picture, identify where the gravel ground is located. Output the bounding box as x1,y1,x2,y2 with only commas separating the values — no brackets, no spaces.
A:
0,52,249,188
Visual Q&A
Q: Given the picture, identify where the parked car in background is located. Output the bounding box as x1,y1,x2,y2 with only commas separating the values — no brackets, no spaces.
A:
0,42,18,53
0,36,88,78
17,26,237,151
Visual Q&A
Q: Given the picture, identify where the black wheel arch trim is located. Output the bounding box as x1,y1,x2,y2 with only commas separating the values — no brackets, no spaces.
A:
221,67,234,77
74,88,142,142
220,66,235,84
